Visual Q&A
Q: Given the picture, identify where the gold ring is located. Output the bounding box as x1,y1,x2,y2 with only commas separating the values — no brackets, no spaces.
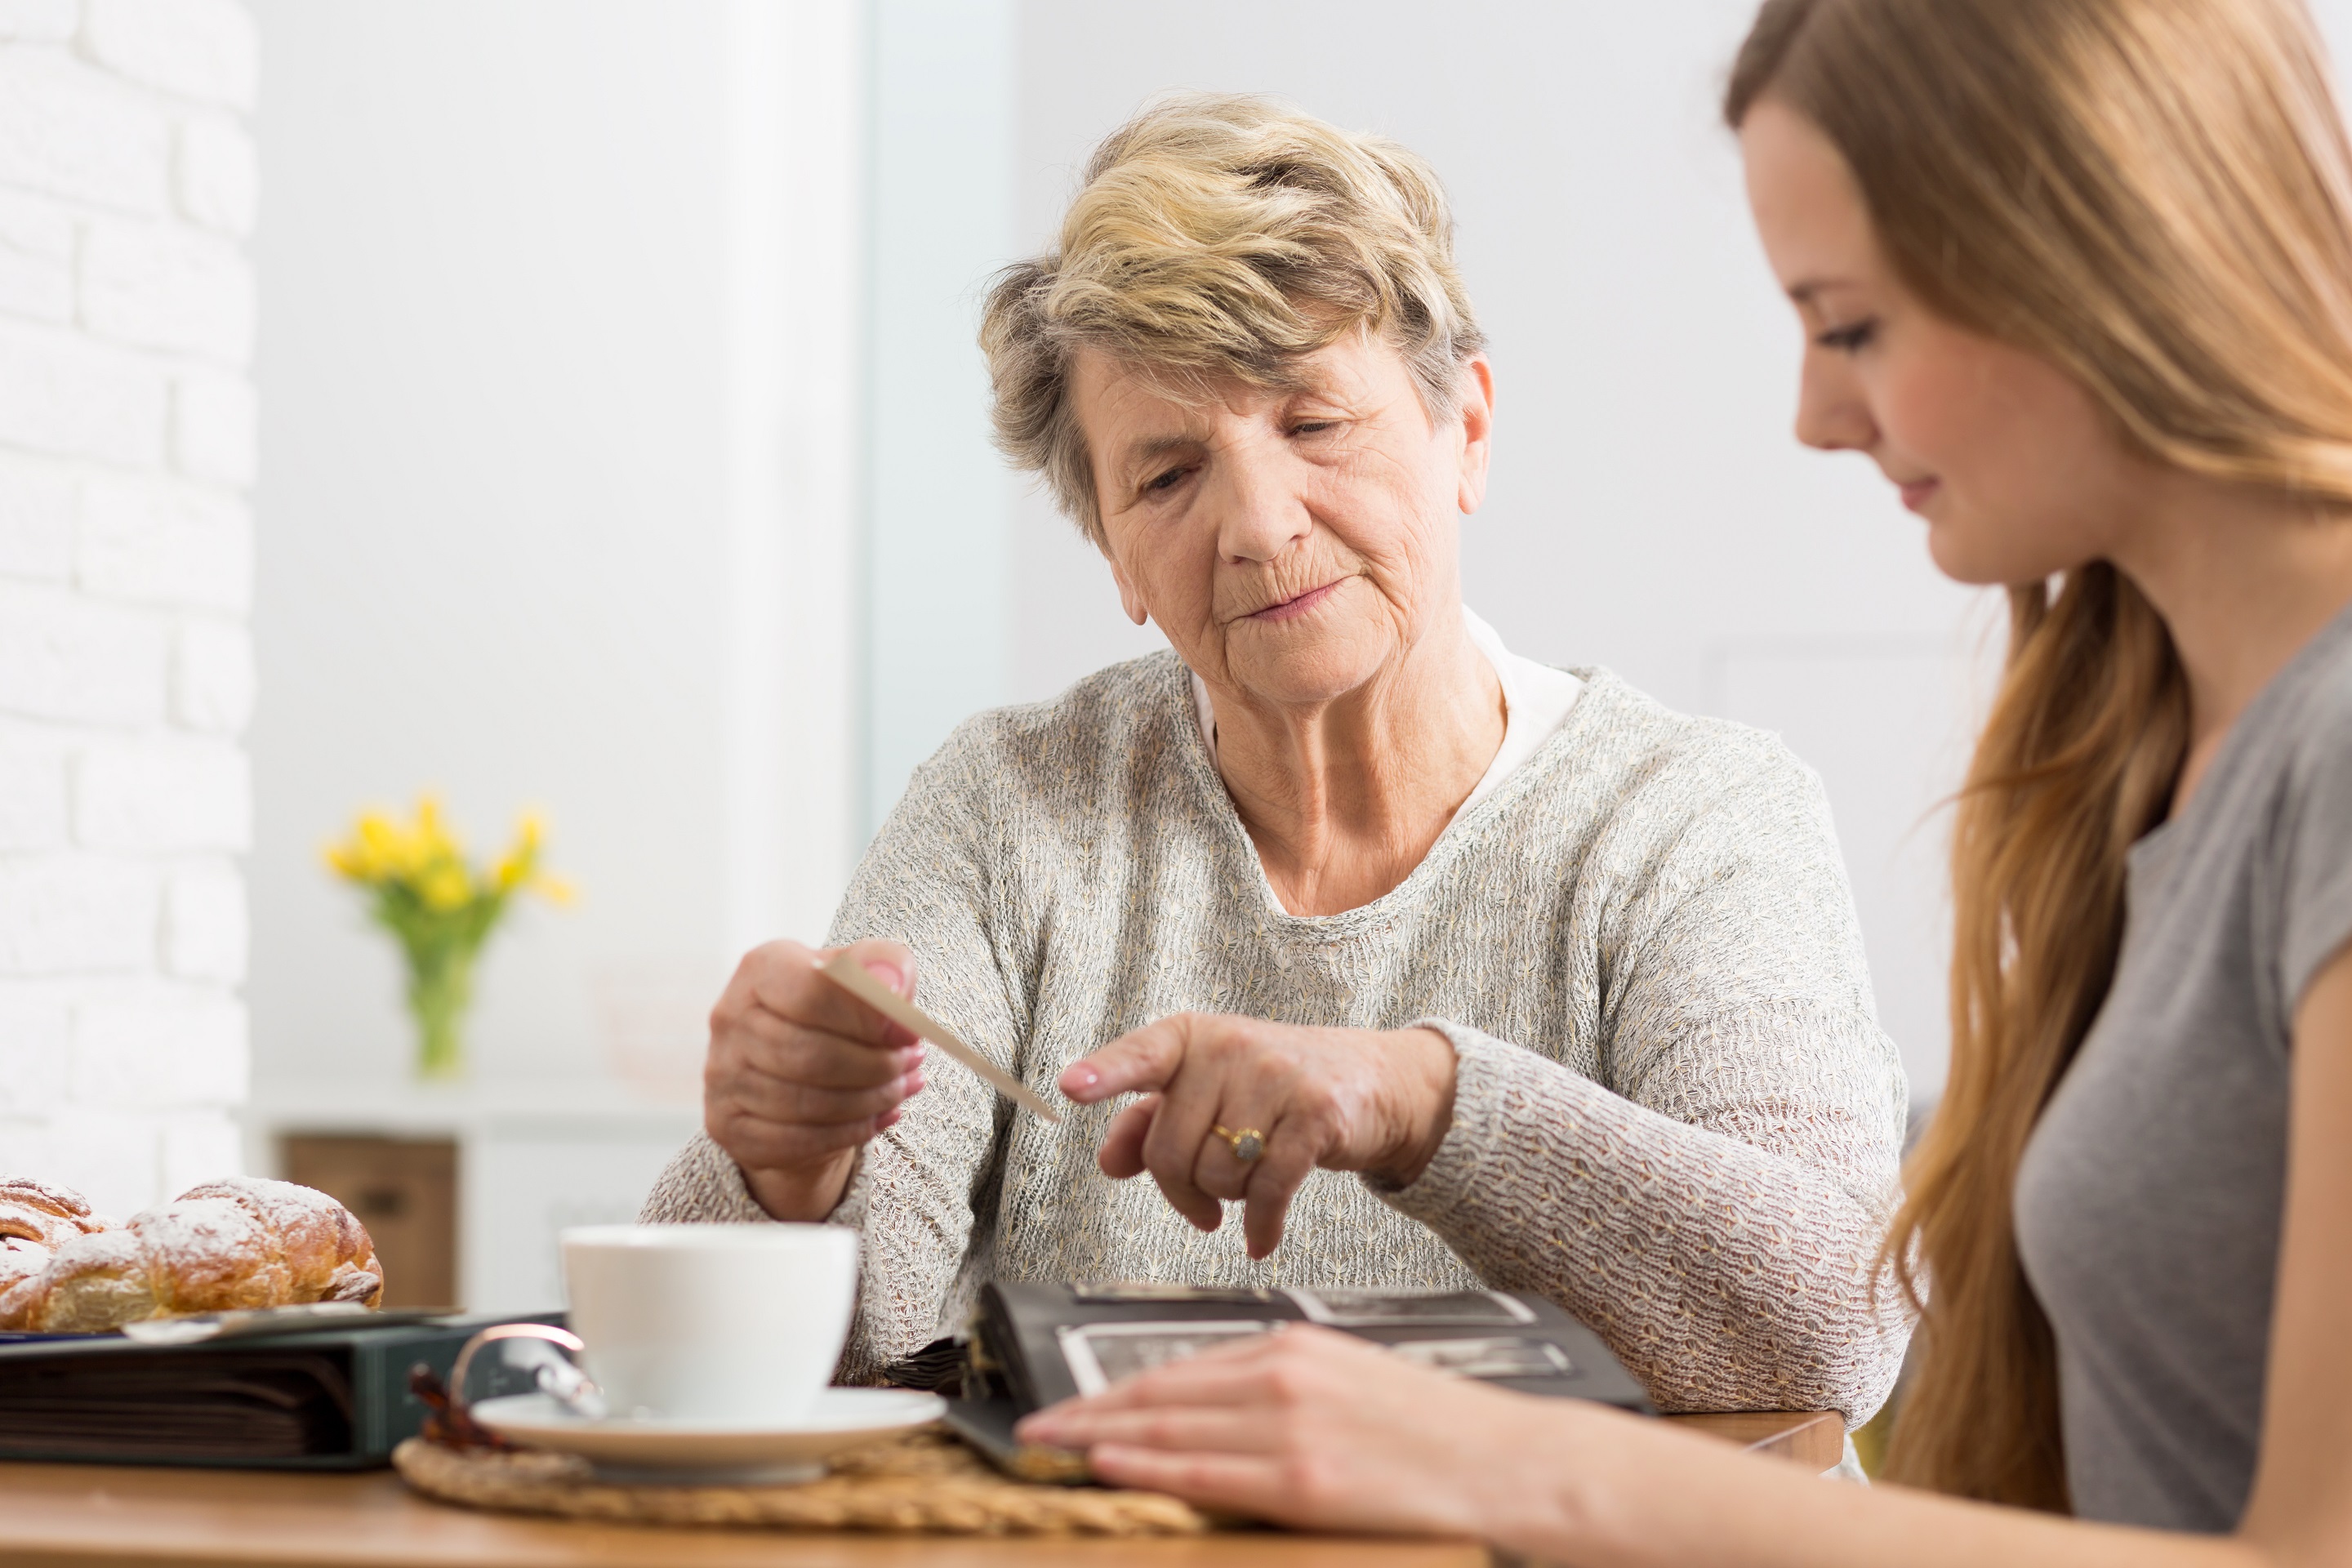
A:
1212,1125,1265,1163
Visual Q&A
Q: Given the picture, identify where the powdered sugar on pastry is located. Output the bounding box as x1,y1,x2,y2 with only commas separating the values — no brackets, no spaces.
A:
178,1178,383,1306
0,1176,385,1332
11,1230,156,1332
0,1178,100,1221
130,1198,283,1312
0,1177,115,1248
179,1178,352,1290
0,1234,51,1291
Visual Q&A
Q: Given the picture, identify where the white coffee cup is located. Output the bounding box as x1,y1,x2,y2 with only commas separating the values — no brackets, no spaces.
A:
559,1223,858,1425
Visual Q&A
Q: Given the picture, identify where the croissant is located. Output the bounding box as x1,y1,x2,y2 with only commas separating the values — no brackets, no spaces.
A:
0,1176,384,1333
0,1179,114,1301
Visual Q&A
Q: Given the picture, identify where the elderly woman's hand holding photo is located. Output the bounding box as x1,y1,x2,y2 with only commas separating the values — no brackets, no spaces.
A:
699,938,929,1223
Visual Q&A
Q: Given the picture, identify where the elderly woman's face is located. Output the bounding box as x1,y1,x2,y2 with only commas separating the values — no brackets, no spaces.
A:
1075,335,1494,708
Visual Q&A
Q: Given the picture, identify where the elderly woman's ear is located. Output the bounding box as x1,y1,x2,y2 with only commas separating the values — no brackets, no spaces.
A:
1453,356,1497,516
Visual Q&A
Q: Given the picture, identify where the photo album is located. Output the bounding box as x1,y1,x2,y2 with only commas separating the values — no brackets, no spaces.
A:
942,1281,1652,1481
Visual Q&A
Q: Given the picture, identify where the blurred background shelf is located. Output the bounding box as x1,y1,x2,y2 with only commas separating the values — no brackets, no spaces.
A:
247,1083,697,1316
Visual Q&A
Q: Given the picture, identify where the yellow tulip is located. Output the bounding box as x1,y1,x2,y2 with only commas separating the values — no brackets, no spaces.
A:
493,810,551,893
418,860,474,913
356,813,408,880
327,797,574,924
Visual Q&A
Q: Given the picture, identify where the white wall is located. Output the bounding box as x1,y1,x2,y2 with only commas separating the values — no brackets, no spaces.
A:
247,0,858,1105
0,0,260,1218
862,0,1015,837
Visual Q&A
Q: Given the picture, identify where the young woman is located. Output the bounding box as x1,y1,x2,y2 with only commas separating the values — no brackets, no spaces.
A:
1016,0,2352,1557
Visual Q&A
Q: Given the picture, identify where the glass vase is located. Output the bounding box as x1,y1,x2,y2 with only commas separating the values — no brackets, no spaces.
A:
407,947,477,1081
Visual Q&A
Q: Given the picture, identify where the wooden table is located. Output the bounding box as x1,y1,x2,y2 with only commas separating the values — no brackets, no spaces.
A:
0,1412,1842,1568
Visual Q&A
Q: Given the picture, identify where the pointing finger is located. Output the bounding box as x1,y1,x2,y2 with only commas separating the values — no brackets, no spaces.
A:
1061,1018,1188,1102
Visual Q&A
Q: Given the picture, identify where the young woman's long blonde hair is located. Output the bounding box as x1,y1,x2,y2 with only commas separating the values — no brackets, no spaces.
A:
1726,0,2352,1510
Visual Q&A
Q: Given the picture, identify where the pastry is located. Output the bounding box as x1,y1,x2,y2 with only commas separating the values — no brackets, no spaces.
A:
0,1178,112,1243
177,1178,385,1310
0,1176,384,1333
0,1179,114,1302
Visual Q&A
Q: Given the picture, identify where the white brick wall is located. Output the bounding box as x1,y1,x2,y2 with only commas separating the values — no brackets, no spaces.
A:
0,0,253,1219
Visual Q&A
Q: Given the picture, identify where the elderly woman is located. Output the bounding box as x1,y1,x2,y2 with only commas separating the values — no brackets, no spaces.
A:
643,93,1908,1427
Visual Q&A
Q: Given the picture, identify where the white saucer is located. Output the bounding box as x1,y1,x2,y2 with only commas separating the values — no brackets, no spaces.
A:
470,1388,947,1486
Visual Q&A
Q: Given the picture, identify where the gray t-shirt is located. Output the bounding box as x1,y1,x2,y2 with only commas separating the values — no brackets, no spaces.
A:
2015,603,2352,1531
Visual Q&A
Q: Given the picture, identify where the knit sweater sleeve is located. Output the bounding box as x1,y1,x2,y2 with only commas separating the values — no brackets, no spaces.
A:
638,726,1026,1385
1377,729,1911,1425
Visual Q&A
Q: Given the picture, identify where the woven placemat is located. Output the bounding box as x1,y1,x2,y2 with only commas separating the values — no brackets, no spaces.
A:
391,1428,1209,1536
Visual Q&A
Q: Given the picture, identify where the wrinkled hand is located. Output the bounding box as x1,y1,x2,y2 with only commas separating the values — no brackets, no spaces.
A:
1058,1015,1456,1258
704,938,928,1222
1014,1325,1552,1537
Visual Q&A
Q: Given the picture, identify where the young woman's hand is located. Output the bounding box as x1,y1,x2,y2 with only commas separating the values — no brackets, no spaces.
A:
1013,1325,1569,1538
1058,1016,1457,1258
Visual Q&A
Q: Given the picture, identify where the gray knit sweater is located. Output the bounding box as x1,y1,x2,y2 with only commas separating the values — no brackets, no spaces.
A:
643,652,1912,1423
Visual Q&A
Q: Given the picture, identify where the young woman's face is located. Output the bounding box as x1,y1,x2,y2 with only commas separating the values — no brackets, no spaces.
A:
1739,99,2145,586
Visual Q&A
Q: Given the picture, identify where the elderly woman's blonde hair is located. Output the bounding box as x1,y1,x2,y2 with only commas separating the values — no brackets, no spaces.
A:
980,93,1487,543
